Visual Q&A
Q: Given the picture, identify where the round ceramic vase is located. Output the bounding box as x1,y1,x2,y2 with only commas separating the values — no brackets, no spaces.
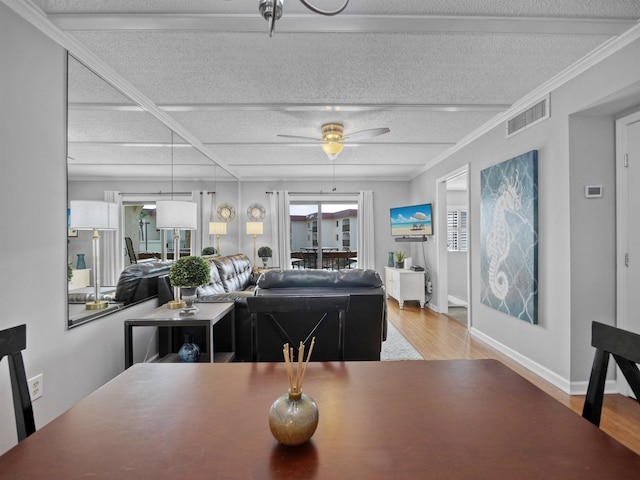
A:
269,391,319,446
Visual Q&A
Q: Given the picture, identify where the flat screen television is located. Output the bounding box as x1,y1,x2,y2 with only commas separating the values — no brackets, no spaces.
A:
390,203,433,236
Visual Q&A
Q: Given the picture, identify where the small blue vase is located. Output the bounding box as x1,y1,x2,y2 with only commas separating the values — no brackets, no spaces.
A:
178,333,200,363
388,252,395,267
76,253,86,270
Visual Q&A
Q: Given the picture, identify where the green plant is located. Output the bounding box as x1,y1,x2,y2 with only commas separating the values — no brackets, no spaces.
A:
394,250,406,262
169,256,211,287
67,261,73,282
258,246,273,258
201,246,217,256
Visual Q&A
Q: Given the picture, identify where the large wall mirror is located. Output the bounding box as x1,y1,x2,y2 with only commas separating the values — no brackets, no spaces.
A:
67,54,235,328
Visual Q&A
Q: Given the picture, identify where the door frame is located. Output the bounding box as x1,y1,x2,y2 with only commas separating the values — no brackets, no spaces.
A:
436,164,470,325
615,109,640,394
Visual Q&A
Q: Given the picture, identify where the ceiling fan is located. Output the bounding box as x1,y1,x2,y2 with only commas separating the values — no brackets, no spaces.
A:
259,0,350,36
278,123,390,160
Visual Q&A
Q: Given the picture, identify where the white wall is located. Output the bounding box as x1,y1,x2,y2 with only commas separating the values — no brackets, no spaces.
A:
410,32,640,390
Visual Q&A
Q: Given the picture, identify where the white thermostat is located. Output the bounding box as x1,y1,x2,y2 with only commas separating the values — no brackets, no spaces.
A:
585,185,603,198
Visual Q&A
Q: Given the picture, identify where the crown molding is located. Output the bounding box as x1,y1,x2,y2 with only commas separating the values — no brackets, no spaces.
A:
48,13,635,36
417,20,640,177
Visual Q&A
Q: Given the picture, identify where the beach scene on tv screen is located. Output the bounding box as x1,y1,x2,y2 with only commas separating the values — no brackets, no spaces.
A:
391,204,432,235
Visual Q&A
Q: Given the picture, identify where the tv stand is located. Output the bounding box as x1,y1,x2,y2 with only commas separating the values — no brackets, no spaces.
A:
384,266,426,309
395,236,428,243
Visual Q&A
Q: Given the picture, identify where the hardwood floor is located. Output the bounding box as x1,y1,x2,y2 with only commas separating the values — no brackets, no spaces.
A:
388,299,640,456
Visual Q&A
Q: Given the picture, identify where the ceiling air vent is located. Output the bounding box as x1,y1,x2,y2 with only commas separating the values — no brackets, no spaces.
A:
506,95,550,138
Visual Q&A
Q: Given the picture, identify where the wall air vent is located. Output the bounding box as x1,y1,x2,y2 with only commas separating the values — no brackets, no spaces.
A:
506,95,550,138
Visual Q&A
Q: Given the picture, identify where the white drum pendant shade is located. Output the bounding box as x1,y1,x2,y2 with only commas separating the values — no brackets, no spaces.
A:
70,201,118,230
156,201,198,230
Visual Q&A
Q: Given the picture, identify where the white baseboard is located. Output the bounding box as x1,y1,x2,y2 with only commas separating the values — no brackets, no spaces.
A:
569,379,619,395
470,327,572,393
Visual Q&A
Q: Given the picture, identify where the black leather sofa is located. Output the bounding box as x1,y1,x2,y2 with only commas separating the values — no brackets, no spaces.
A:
114,260,173,306
252,269,387,361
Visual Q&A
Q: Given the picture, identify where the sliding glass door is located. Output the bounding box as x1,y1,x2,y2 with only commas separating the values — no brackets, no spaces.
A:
289,201,358,270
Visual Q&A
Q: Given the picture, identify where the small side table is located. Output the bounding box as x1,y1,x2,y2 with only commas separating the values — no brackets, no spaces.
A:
124,302,235,368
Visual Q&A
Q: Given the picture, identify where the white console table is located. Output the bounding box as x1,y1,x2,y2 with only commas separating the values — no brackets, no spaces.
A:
384,266,426,309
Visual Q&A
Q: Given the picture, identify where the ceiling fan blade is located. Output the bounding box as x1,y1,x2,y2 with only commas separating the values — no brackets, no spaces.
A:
277,134,323,142
342,127,390,142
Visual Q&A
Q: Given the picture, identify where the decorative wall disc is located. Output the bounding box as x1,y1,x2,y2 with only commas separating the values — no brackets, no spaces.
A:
247,203,266,220
217,203,236,222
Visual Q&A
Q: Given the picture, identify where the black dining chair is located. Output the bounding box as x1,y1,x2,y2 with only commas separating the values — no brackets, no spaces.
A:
125,236,137,264
0,324,36,441
247,295,350,362
582,321,640,426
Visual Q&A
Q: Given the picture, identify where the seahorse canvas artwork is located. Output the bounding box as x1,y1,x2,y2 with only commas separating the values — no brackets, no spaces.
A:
480,150,538,324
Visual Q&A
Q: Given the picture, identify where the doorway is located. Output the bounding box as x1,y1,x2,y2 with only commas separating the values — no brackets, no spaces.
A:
436,165,470,327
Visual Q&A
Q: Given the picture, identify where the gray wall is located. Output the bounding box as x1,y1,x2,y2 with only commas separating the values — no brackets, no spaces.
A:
0,4,130,455
71,179,410,275
409,33,640,390
568,115,617,384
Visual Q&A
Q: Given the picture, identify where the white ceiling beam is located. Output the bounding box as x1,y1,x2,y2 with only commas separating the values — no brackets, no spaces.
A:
69,141,456,148
68,102,510,113
48,13,636,36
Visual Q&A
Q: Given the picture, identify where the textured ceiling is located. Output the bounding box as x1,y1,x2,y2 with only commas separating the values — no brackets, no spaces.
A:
19,0,640,182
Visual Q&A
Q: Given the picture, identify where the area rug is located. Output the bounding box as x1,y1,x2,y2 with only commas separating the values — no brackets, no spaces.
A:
381,322,423,361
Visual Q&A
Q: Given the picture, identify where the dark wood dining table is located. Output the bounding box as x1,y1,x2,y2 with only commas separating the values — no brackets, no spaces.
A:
1,359,639,479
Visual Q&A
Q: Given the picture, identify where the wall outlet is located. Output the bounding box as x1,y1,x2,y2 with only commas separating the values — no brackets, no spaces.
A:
28,373,43,401
427,282,433,294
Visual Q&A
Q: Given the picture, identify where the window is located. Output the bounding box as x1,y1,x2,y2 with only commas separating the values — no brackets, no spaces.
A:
447,208,468,252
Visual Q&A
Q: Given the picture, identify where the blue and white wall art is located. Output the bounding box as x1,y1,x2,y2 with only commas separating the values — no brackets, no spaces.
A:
480,150,538,324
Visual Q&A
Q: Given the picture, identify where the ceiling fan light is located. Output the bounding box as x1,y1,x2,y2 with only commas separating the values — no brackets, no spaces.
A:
322,141,344,159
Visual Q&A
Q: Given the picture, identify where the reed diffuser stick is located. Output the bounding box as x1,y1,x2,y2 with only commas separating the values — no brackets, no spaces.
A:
282,337,316,394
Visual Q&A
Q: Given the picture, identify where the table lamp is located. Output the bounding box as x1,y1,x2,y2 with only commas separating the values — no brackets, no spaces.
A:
70,200,118,310
246,222,263,271
209,221,227,255
156,200,198,308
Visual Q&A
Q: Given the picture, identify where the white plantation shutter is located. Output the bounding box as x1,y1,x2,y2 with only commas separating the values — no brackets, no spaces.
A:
447,210,458,251
447,208,468,252
460,209,468,252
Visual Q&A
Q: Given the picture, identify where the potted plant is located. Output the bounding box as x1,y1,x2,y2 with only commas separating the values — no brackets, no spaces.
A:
258,246,273,268
169,256,211,313
394,250,406,269
67,261,73,282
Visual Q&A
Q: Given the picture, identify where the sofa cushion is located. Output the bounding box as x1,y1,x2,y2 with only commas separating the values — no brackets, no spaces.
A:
197,257,226,296
256,268,382,290
213,254,252,293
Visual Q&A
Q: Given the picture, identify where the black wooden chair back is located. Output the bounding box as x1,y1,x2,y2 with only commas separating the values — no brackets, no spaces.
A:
247,295,350,362
582,321,640,426
0,324,36,441
125,236,137,264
